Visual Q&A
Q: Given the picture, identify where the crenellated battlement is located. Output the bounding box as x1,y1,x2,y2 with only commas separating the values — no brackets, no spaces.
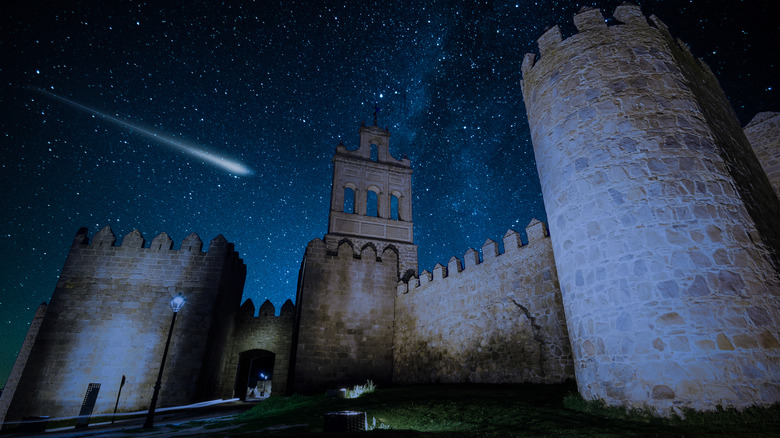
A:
521,4,665,78
393,218,572,385
9,9,780,419
294,231,401,392
230,297,296,397
521,3,722,92
72,225,231,254
6,225,247,422
398,219,549,294
521,2,780,412
306,236,400,266
238,298,295,319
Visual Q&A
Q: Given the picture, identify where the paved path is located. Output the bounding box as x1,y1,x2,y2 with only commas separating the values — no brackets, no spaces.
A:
6,401,257,438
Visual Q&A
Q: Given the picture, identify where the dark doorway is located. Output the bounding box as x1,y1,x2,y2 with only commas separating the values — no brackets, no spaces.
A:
235,349,275,400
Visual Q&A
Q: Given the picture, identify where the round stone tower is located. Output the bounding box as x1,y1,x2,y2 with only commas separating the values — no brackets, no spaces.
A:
521,5,780,412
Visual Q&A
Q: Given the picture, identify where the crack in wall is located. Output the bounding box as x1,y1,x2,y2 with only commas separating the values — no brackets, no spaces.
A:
509,298,546,377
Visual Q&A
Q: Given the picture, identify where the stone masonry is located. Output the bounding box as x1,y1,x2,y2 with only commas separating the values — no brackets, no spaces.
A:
0,303,46,425
522,4,780,412
394,219,574,385
5,5,780,422
290,239,399,393
2,227,246,424
745,112,780,199
327,122,418,279
222,299,295,397
288,121,419,393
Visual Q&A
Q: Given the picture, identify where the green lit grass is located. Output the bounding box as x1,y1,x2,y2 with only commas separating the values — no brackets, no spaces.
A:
229,383,779,437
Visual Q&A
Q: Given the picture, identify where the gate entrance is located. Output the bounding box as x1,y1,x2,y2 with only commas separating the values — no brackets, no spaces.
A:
235,349,275,400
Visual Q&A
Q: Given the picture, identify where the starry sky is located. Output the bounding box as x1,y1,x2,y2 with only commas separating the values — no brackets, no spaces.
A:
0,0,776,386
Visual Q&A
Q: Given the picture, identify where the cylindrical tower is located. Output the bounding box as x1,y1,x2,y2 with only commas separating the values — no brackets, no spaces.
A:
522,5,780,412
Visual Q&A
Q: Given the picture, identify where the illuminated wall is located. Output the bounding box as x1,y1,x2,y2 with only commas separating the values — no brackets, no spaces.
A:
522,4,780,412
288,123,415,394
394,219,574,385
223,298,295,397
7,12,779,420
290,239,399,393
327,123,418,280
0,303,46,426
744,112,780,199
2,227,245,423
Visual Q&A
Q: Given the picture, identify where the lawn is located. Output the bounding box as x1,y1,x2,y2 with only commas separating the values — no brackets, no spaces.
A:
228,383,780,437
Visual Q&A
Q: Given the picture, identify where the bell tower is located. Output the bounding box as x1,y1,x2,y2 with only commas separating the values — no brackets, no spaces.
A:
326,120,417,279
288,119,417,393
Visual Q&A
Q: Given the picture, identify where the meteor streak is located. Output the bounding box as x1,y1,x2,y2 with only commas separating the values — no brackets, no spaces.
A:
32,88,253,176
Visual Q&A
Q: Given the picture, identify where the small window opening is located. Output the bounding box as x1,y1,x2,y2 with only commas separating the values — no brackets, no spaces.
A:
370,144,378,161
390,195,399,220
343,187,355,214
366,190,378,217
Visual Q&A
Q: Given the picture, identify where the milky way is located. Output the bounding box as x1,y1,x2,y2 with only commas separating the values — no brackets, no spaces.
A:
0,0,776,384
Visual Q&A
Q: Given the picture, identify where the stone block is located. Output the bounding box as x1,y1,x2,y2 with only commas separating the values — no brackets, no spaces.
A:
573,7,606,32
716,333,735,351
758,331,780,349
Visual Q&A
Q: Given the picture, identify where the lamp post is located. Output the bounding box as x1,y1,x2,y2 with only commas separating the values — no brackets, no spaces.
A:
143,294,186,429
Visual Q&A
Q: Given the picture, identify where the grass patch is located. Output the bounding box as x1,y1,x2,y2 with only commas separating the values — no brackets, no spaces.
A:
229,384,780,437
346,380,377,399
562,392,661,424
239,394,322,422
671,403,780,434
562,391,780,437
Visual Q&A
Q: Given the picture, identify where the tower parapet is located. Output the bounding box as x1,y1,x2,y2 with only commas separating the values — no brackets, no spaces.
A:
224,298,295,398
393,220,574,385
3,226,246,424
289,120,419,393
522,4,780,412
290,237,399,393
398,220,550,293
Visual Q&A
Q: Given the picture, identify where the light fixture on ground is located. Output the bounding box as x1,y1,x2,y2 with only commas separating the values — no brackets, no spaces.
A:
143,294,186,429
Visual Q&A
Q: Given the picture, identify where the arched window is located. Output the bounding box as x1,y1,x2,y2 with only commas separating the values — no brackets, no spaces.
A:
343,187,355,213
390,194,400,220
366,190,378,217
370,144,378,161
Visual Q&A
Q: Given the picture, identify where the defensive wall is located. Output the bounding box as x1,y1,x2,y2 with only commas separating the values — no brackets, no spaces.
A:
393,219,574,385
223,299,295,398
522,4,780,412
290,238,399,393
744,112,780,199
5,4,780,423
0,303,47,427
322,234,416,281
2,227,246,424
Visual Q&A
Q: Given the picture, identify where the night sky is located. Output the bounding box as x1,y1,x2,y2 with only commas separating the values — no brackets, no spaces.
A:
1,1,776,386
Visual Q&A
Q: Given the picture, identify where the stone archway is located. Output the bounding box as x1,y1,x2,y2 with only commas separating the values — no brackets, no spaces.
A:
235,349,275,400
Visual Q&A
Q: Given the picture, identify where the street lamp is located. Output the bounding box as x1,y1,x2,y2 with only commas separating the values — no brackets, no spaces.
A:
143,294,186,429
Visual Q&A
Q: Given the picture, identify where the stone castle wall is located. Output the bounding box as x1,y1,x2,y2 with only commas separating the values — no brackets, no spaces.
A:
322,234,418,281
6,5,780,420
222,299,295,397
290,237,398,393
522,4,780,412
393,220,574,385
0,303,47,427
745,112,780,200
3,227,246,423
